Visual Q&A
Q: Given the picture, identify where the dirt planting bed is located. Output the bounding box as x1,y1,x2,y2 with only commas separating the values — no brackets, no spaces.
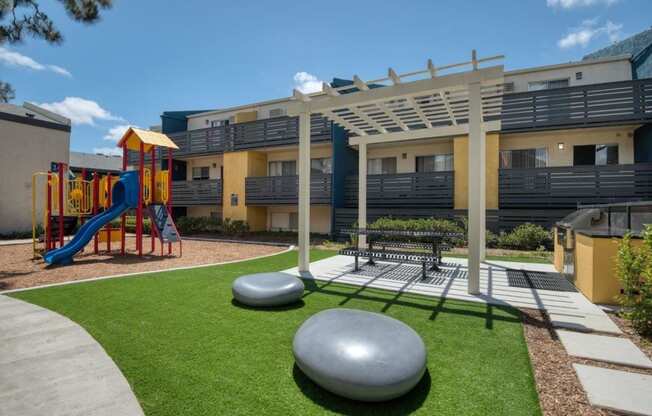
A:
0,237,286,290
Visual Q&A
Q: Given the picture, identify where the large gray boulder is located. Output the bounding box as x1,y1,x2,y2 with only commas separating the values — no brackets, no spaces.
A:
293,308,427,402
232,272,305,307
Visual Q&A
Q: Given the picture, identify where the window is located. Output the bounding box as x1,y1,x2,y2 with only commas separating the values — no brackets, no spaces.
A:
311,158,332,174
527,78,570,91
269,108,286,118
192,166,210,180
575,71,583,80
573,144,618,166
367,157,397,175
503,82,515,94
500,148,548,169
268,160,296,176
210,119,229,128
416,154,453,172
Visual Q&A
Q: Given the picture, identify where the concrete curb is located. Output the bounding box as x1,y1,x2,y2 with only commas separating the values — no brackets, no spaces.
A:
1,246,296,294
182,236,291,248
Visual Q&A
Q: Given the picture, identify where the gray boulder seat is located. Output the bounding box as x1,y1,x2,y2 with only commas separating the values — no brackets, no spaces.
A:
293,308,427,402
232,272,305,307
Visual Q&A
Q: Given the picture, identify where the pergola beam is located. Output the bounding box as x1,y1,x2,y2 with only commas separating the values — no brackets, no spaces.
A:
348,120,500,145
287,65,503,116
439,91,458,126
322,110,368,137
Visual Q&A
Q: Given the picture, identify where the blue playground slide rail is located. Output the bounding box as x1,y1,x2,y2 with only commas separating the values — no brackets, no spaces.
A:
43,171,140,266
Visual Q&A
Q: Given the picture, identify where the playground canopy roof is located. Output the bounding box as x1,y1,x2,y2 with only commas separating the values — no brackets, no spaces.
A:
118,127,179,152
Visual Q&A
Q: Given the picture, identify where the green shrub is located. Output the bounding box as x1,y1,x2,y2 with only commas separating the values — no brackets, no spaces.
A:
617,226,652,336
0,224,44,240
496,223,552,251
367,217,466,247
358,217,552,252
110,216,151,234
175,216,249,235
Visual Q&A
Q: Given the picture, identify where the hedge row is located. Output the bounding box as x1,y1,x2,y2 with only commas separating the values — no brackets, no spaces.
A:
367,217,552,251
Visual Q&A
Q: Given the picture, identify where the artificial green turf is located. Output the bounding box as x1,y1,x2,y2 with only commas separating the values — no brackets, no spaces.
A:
10,250,541,416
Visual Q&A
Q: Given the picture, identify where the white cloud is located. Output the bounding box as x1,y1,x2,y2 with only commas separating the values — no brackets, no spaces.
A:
47,65,72,78
103,124,134,142
547,0,619,8
92,147,122,157
0,47,72,77
293,72,323,94
38,97,123,125
558,19,623,49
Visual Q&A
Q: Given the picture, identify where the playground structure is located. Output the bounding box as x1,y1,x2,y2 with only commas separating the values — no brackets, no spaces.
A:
31,128,182,265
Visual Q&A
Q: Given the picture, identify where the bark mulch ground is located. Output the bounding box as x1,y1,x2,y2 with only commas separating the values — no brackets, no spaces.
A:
0,237,285,291
522,308,652,416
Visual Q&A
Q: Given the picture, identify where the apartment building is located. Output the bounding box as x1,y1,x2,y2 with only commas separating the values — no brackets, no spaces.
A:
0,102,71,234
137,33,652,235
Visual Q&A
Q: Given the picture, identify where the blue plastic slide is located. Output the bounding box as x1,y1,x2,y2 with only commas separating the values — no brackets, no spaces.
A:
43,171,140,266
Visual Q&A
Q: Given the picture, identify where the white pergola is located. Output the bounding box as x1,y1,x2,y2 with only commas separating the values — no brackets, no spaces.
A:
287,51,504,294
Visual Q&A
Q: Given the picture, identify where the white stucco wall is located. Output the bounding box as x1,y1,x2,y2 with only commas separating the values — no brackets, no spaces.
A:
366,139,454,173
187,99,292,131
505,59,632,93
499,126,636,166
184,154,223,180
267,205,331,234
0,120,70,234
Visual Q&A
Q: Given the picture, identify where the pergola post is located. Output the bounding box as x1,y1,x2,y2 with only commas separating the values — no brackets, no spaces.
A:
467,80,485,294
298,109,311,272
357,142,367,248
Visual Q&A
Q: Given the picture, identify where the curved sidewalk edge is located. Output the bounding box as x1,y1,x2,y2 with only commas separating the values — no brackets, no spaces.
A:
0,295,144,416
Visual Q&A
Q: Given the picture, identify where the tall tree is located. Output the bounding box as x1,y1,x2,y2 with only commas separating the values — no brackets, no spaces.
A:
0,0,112,102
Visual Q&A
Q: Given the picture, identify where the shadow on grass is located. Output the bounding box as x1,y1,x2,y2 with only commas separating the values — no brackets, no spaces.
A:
292,364,431,415
230,298,306,311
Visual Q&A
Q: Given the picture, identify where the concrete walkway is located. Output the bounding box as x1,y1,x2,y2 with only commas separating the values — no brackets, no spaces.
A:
285,255,620,333
0,295,144,416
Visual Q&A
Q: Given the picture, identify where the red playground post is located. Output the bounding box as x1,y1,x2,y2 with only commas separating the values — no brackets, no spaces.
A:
46,171,52,250
93,172,99,254
137,141,144,256
151,146,156,253
58,162,65,248
121,146,127,255
167,148,172,255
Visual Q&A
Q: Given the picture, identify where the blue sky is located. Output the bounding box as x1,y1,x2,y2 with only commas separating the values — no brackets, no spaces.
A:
1,0,650,155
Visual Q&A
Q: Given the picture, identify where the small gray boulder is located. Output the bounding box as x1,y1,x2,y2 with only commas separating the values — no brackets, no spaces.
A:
293,308,427,402
232,272,304,307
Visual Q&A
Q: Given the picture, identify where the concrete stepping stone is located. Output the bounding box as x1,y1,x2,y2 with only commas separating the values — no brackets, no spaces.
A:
574,364,652,415
558,330,652,369
549,312,622,334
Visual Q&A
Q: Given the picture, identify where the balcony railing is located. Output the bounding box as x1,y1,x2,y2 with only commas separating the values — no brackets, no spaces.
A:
171,179,222,206
501,78,652,132
245,174,332,205
343,171,455,208
499,163,652,208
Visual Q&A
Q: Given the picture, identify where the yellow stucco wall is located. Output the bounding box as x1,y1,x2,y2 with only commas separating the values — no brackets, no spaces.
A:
234,111,257,124
186,206,221,218
453,133,499,209
553,227,564,272
222,151,268,231
573,233,643,304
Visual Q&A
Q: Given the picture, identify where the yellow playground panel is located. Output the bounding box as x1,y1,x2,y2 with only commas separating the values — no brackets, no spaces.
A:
32,166,170,258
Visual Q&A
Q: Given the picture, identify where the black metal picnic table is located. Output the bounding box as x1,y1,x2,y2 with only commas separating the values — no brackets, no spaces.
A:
338,228,463,279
